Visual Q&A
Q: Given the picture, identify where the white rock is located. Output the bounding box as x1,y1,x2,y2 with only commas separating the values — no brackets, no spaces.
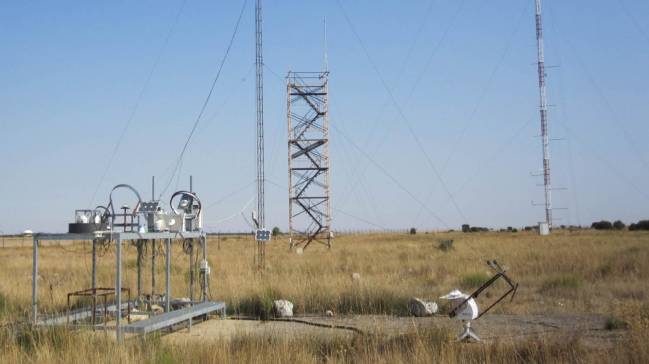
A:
325,310,334,317
273,300,294,317
351,272,361,282
409,297,438,317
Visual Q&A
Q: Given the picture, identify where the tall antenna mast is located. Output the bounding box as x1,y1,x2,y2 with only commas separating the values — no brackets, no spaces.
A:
534,0,552,230
324,17,329,72
255,0,266,268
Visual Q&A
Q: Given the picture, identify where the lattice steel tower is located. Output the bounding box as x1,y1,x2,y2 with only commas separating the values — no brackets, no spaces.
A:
534,0,553,229
255,0,266,268
287,71,332,250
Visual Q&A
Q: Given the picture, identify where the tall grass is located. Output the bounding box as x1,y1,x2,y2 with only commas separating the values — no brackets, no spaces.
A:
0,230,648,362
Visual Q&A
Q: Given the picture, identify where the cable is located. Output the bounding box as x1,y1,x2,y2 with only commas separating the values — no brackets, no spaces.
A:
204,180,256,209
333,207,387,231
439,0,529,174
549,11,649,175
413,114,536,226
338,0,465,210
616,0,649,47
89,0,187,206
159,0,249,199
331,124,449,229
335,0,467,224
546,3,583,226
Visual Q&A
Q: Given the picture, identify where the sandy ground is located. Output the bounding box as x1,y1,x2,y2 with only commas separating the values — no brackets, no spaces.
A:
163,313,625,348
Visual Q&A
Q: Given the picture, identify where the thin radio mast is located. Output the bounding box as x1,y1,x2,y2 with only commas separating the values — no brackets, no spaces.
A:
324,17,329,72
255,0,266,269
534,0,552,230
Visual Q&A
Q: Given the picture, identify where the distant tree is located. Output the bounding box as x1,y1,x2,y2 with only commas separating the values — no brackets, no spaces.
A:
461,224,470,233
613,220,626,230
272,226,281,236
506,226,513,232
409,227,417,235
629,220,649,231
591,220,613,230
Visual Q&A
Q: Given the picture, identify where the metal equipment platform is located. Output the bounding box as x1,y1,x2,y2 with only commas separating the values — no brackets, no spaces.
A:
123,301,226,335
36,301,134,327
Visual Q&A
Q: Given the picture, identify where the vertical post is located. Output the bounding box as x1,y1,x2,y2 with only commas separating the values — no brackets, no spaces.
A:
165,238,171,312
136,240,142,301
189,241,194,304
92,239,97,290
535,0,552,229
287,74,293,249
115,234,122,343
152,176,155,201
201,234,207,302
151,239,156,296
31,235,38,324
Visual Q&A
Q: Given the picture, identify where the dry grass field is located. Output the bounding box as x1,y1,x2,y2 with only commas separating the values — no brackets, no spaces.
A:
1,229,648,363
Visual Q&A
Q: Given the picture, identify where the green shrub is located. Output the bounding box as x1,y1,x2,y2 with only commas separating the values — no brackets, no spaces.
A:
604,316,628,330
438,239,454,252
460,272,491,289
234,288,280,320
591,220,613,230
540,275,581,293
0,292,6,316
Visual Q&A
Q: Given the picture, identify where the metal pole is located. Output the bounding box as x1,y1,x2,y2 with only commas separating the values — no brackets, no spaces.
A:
32,235,38,324
202,234,207,301
287,75,293,249
165,238,171,312
189,241,194,304
535,0,552,229
136,240,142,301
92,239,97,290
115,234,122,343
152,239,156,296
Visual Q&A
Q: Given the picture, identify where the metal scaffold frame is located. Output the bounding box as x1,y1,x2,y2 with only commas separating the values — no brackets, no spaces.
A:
31,231,215,342
287,71,332,250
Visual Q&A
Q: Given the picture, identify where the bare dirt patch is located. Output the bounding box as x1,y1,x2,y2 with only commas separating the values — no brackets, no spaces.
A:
164,313,625,348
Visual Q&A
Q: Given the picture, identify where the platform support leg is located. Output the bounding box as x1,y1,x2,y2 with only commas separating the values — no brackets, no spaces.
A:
165,238,171,312
136,240,143,303
31,236,38,324
91,239,97,290
152,239,156,299
201,235,207,302
116,235,123,343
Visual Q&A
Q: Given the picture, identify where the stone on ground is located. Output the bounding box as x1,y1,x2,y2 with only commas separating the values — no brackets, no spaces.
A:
273,300,294,317
409,297,438,317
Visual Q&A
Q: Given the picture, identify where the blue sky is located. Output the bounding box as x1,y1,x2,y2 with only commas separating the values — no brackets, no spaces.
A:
1,0,648,233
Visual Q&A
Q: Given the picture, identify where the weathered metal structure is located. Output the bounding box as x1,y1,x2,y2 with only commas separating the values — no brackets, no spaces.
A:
287,71,332,250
